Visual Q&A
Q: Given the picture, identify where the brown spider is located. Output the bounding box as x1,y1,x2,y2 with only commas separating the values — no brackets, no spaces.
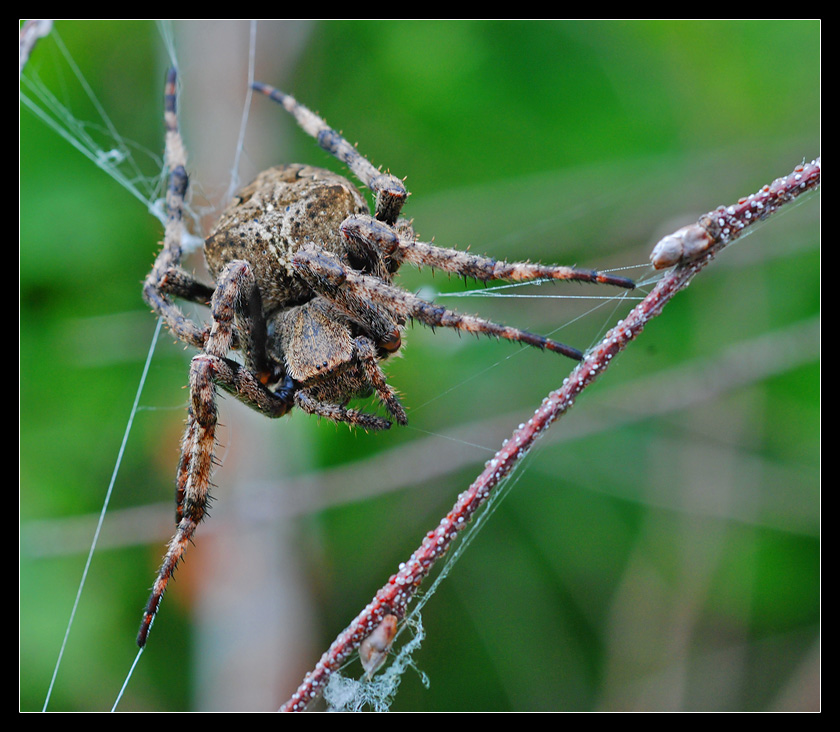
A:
137,68,634,647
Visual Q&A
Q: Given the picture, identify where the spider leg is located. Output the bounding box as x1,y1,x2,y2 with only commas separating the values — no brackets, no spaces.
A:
137,261,293,647
155,265,215,304
293,247,585,361
294,388,394,430
341,214,636,289
143,68,214,350
252,82,408,225
350,335,407,425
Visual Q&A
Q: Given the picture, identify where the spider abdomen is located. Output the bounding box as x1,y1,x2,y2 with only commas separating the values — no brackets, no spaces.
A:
204,164,368,314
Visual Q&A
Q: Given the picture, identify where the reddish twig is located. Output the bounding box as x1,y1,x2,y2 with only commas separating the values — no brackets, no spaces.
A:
281,157,820,712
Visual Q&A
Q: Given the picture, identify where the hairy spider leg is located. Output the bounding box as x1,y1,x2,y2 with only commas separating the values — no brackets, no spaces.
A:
252,81,408,226
138,260,296,647
292,247,585,361
141,69,210,349
252,82,634,291
341,214,636,290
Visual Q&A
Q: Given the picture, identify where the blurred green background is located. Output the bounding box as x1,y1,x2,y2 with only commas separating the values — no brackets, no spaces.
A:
20,20,819,712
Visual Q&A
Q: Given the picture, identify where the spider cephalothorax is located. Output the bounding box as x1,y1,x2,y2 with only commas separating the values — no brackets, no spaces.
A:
138,69,634,647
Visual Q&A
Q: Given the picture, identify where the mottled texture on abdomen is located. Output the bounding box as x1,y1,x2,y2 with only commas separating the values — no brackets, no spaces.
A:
204,164,368,314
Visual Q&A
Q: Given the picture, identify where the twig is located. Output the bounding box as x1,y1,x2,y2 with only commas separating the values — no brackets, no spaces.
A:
281,156,820,711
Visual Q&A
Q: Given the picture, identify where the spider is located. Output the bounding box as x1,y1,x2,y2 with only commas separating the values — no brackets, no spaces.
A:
137,68,635,648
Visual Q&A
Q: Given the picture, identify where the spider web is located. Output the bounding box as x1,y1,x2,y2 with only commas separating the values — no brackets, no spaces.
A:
20,20,820,713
